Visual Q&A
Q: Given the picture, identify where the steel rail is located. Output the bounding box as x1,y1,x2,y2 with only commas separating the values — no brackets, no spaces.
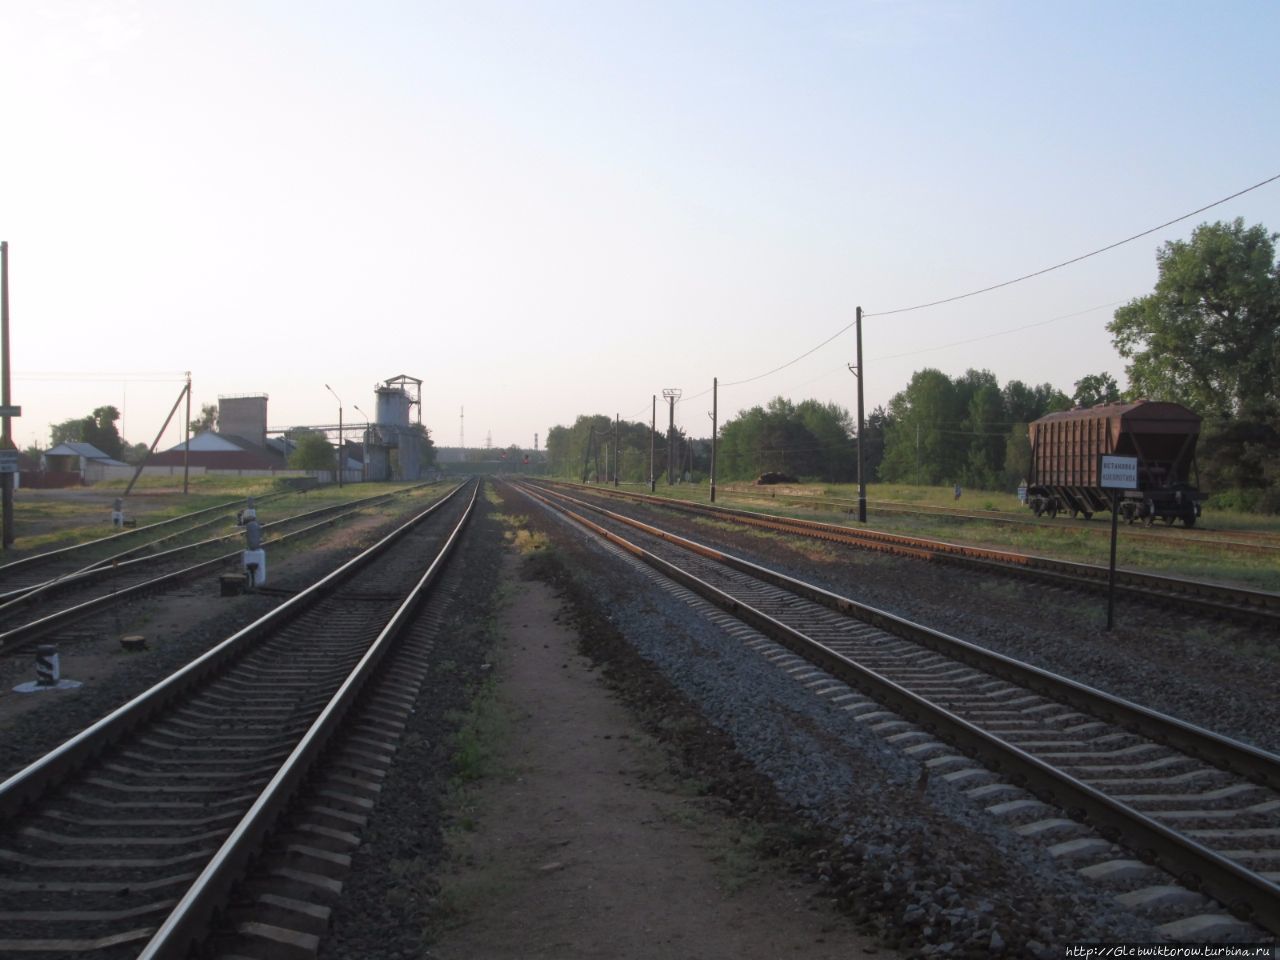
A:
529,482,1280,789
0,483,430,611
0,492,286,578
137,481,478,959
0,507,244,604
0,480,468,820
516,480,1280,935
536,481,1280,622
0,484,437,656
713,483,1280,555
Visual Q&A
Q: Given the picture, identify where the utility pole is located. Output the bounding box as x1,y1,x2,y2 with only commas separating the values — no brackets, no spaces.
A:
182,372,191,495
326,384,343,488
650,395,656,492
662,388,681,485
916,422,921,487
1,241,14,549
855,306,867,521
710,377,718,503
614,413,620,486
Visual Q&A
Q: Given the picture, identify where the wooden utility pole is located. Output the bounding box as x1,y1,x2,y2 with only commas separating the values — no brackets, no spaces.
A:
125,380,190,497
855,306,866,521
182,372,191,494
614,413,620,487
649,396,656,492
710,377,717,503
1,242,14,549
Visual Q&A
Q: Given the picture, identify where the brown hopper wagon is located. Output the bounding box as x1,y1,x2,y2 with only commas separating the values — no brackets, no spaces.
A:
1026,400,1205,526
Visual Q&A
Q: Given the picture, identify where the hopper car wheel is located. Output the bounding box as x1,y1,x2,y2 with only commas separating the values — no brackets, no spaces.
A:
1046,503,1058,519
1183,510,1197,529
1032,501,1044,517
1082,511,1093,520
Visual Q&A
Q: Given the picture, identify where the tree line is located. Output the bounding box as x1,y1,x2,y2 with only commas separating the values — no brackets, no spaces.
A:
546,218,1278,511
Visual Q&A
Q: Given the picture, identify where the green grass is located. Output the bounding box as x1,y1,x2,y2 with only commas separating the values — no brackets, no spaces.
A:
580,478,1280,593
6,480,430,557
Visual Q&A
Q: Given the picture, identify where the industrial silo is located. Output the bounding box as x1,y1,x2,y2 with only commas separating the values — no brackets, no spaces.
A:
367,375,424,481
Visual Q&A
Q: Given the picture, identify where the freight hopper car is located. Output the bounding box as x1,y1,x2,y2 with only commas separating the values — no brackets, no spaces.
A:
1026,400,1206,526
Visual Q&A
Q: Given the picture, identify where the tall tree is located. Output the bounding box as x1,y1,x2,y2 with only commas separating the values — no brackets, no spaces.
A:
288,431,335,470
879,369,966,485
1110,218,1280,511
190,403,218,434
50,406,124,459
1071,372,1120,407
1109,218,1278,416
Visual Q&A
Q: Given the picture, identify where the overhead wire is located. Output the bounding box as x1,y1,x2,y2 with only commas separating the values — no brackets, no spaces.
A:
673,171,1280,403
864,171,1280,317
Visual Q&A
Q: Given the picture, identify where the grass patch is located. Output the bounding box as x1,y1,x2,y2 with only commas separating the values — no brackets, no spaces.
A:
605,479,1280,593
447,675,508,786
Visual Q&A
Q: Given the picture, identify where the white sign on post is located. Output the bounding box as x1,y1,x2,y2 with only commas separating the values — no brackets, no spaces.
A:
1099,455,1138,489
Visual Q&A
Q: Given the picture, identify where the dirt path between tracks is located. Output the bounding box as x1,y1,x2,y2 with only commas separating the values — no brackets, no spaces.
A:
428,550,895,960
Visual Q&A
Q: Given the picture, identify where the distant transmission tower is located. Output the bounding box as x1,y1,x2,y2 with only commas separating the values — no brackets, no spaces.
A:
534,432,539,451
459,406,464,450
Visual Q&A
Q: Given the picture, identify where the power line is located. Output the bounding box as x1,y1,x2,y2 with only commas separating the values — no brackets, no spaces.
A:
870,300,1124,362
864,171,1280,318
679,171,1279,399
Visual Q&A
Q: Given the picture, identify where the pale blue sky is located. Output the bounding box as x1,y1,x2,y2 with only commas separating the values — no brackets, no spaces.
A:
2,1,1277,451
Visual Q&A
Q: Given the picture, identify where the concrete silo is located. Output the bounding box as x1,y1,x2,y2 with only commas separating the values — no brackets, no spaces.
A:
365,375,425,481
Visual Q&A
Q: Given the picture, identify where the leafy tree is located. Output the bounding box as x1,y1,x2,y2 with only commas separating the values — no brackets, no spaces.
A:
190,403,218,434
880,370,1070,488
860,406,890,482
964,379,1006,488
122,442,150,466
1003,423,1031,486
879,369,966,485
288,431,336,470
1072,372,1121,407
715,397,854,482
1110,218,1280,511
49,406,124,460
796,399,855,482
545,414,655,482
1109,218,1278,416
403,422,438,468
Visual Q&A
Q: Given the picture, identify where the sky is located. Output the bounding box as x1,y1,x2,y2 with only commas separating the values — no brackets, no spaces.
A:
2,1,1278,453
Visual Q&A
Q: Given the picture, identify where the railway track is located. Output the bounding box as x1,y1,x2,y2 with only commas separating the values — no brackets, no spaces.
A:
539,481,1280,626
0,483,438,659
0,479,478,957
514,480,1280,939
714,484,1280,556
0,493,288,588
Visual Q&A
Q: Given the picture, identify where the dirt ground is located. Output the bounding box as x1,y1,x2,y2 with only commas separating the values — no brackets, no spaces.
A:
429,550,896,960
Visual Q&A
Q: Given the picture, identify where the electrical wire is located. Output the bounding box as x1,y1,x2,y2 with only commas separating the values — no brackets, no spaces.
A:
865,171,1280,318
870,300,1124,362
672,171,1279,402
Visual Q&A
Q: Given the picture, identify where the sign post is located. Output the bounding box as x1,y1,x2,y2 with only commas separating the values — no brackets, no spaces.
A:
1100,455,1139,630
